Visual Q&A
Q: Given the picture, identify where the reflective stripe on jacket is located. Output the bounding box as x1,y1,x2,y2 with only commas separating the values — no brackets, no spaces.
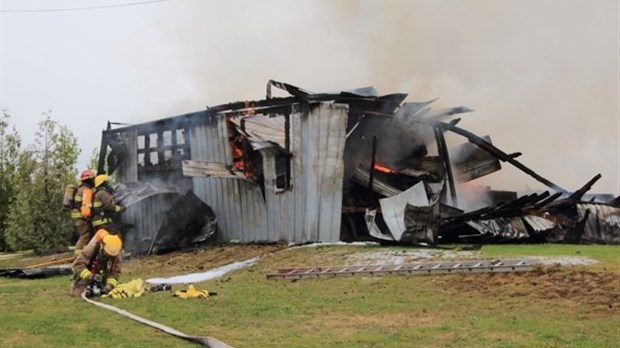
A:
91,188,123,226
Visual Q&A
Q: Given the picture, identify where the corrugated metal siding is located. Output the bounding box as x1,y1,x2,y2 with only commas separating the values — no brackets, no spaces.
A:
115,103,347,244
260,102,347,243
577,203,620,244
122,193,181,254
189,113,268,242
523,215,556,231
466,217,529,239
292,102,347,242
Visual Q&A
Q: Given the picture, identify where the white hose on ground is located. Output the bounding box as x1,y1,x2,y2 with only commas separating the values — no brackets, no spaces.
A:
81,291,233,348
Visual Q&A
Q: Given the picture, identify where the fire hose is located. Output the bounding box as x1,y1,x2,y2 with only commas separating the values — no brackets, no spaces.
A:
80,291,233,348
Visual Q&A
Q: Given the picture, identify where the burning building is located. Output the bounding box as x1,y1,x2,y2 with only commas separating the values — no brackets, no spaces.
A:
97,80,620,255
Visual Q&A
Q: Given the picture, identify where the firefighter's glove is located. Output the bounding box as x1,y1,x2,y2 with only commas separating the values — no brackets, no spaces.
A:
102,278,145,299
174,284,210,299
80,269,102,283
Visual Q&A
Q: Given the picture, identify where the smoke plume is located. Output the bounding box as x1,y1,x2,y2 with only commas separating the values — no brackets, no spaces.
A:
135,0,618,195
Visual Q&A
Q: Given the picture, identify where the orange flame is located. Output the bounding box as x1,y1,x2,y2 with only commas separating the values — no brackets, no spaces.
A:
374,164,396,174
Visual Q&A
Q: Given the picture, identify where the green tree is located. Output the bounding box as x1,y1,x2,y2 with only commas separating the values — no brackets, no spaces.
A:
88,147,99,173
5,111,80,254
0,110,22,251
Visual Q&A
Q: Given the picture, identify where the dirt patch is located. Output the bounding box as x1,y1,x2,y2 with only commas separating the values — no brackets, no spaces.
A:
124,243,287,278
447,264,620,312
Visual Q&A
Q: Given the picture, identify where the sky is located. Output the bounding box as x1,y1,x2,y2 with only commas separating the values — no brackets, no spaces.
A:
0,0,618,196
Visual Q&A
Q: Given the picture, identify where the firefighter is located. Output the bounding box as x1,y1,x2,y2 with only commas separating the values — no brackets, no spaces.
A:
91,174,125,236
71,229,122,297
71,169,96,256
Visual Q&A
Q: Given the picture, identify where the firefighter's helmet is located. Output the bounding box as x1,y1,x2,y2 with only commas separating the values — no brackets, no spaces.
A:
94,175,108,188
102,234,122,257
80,169,95,182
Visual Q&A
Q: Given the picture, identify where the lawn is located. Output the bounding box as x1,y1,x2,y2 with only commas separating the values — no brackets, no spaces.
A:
1,243,618,347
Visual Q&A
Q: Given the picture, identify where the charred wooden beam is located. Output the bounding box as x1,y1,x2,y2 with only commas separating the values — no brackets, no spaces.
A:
171,127,177,149
521,191,551,209
434,126,457,206
426,120,568,193
368,136,378,203
182,127,191,159
533,192,563,209
156,130,165,165
563,209,590,243
448,118,461,127
144,134,152,166
97,122,112,174
568,173,602,202
441,193,549,225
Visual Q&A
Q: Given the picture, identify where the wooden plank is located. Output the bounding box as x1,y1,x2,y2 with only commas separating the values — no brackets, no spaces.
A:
182,160,246,179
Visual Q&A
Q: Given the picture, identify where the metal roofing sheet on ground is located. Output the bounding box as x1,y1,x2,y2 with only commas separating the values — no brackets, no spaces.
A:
121,193,182,255
466,217,529,239
577,203,620,244
379,182,428,241
523,215,557,231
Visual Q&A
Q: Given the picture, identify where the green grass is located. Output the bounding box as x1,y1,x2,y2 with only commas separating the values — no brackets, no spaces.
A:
1,244,618,347
479,244,620,271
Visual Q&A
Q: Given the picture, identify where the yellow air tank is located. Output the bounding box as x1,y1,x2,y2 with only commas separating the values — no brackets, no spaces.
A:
63,184,76,210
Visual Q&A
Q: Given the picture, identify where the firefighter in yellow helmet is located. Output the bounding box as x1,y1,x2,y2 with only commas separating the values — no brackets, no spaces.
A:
71,229,122,297
91,174,125,236
71,169,96,256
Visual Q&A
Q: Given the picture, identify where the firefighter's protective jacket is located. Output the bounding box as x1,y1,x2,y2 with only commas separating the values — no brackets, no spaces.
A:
91,186,124,229
72,235,121,288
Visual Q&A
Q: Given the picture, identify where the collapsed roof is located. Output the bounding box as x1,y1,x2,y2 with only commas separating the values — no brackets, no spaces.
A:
99,80,620,254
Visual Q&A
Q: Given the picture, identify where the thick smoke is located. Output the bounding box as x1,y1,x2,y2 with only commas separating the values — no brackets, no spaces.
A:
138,0,618,195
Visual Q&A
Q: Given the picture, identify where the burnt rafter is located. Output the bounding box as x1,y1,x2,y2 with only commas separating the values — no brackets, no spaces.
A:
441,192,553,225
423,119,569,193
433,126,457,206
567,173,603,202
533,192,563,209
545,174,604,210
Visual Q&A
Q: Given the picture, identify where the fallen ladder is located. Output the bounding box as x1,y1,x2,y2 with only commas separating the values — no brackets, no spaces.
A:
266,259,538,280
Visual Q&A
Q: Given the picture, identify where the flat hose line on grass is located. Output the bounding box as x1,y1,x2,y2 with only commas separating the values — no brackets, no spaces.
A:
81,291,233,348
